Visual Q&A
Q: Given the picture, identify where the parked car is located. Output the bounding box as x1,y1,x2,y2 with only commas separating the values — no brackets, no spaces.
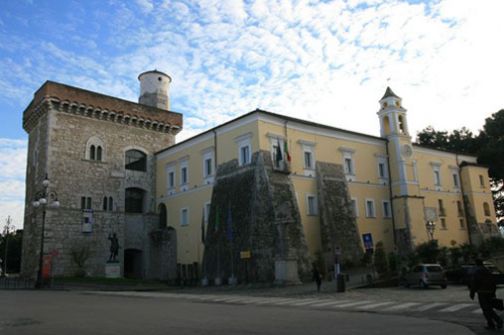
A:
403,263,448,289
447,261,504,286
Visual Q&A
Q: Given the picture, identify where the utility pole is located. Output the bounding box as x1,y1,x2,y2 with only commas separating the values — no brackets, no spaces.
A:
2,216,13,277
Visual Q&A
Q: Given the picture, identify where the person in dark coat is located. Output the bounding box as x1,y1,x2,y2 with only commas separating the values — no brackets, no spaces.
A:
312,266,322,292
470,259,503,330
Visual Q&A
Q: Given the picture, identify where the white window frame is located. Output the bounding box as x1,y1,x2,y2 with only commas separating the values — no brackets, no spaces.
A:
180,207,189,226
449,167,460,190
204,202,211,224
235,133,253,166
376,155,388,183
306,194,318,216
201,147,215,184
179,158,189,192
339,147,355,181
299,140,316,177
382,200,391,218
365,199,376,218
351,197,359,217
165,163,176,195
431,162,442,189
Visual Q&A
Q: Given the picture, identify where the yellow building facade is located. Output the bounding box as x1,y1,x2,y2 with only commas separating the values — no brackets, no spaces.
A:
155,87,498,282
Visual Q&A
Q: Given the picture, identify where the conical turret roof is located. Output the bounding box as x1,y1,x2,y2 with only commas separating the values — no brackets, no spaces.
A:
381,86,400,100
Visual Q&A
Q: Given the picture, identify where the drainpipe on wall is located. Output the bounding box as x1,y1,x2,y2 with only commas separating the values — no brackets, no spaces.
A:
457,155,473,245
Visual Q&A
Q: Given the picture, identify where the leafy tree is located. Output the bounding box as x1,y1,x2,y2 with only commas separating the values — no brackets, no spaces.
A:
478,110,504,219
415,240,440,263
373,241,388,276
416,110,504,219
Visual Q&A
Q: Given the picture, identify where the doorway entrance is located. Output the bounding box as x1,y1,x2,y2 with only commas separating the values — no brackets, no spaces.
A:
124,249,143,279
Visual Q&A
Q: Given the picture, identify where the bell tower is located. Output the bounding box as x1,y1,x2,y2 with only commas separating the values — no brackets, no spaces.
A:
378,87,424,253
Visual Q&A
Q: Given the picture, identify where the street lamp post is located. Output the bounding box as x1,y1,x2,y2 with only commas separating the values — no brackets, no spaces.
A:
426,221,436,241
32,175,59,289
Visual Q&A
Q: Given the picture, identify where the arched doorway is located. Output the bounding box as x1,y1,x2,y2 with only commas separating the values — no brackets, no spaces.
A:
124,248,143,278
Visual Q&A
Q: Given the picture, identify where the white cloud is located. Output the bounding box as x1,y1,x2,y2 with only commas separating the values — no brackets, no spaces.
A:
2,0,504,231
0,138,27,229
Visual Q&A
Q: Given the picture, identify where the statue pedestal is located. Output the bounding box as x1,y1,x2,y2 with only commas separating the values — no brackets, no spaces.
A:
105,262,121,278
274,257,300,285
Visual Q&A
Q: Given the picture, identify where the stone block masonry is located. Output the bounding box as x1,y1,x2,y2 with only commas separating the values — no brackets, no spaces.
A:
316,162,363,269
203,151,311,284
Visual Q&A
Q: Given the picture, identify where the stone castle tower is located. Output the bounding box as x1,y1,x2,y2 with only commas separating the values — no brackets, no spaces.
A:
21,70,182,279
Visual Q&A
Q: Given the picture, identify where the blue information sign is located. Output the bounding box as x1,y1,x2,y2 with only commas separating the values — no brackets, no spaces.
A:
362,233,373,250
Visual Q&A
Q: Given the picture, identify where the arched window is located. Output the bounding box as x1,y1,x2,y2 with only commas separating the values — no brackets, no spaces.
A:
102,196,114,211
125,187,145,213
398,115,406,135
158,203,167,228
125,150,147,171
483,202,491,216
90,145,96,160
86,137,105,161
97,146,102,161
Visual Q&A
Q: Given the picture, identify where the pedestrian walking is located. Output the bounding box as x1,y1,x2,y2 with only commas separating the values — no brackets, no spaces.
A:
312,266,322,292
470,259,503,330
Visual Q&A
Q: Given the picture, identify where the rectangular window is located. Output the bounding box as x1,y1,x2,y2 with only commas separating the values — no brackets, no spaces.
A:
366,199,375,218
204,158,212,177
459,219,465,229
378,162,386,178
457,201,464,217
479,175,485,187
304,151,312,169
307,195,318,215
434,170,441,186
382,201,391,218
168,171,175,188
240,145,250,165
351,198,358,217
438,199,445,216
452,173,459,188
181,208,189,226
344,158,353,175
440,218,447,229
181,167,188,184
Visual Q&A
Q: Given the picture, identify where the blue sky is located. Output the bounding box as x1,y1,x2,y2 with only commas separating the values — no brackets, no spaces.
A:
1,0,504,228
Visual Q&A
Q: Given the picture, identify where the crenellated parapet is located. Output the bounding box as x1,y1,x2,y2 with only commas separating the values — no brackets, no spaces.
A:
22,81,182,134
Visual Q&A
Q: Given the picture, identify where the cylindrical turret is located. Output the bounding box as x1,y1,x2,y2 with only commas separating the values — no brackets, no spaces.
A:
138,70,172,110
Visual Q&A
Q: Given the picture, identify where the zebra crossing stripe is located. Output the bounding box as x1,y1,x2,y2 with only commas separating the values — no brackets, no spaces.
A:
273,298,301,305
309,300,352,307
356,301,395,310
332,300,374,308
471,308,483,314
439,304,475,312
383,302,421,311
414,302,447,311
291,299,327,306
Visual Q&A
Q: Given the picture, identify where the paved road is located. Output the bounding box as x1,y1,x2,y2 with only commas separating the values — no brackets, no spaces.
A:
0,290,474,335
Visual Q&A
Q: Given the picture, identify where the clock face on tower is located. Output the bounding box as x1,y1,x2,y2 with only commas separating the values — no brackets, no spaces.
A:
401,144,413,158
